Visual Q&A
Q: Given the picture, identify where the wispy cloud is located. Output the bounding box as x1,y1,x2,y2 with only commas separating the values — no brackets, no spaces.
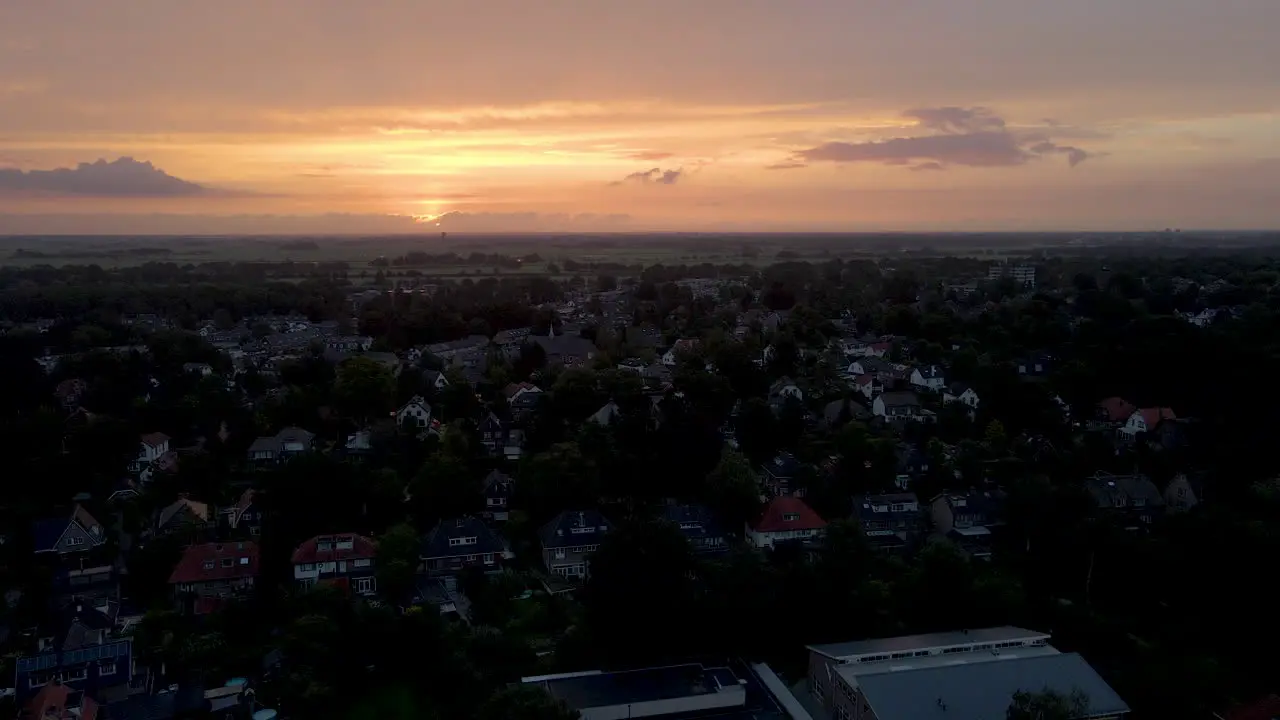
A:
764,162,807,170
612,167,683,186
794,106,1097,171
0,157,210,197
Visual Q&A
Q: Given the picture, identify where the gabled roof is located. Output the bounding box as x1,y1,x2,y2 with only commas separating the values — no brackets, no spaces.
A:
661,504,724,542
34,505,106,553
276,426,314,444
483,469,513,496
421,517,506,559
291,533,377,564
878,391,921,408
762,451,801,478
540,510,613,550
946,381,972,396
168,541,260,584
590,401,621,425
752,496,826,533
157,496,211,529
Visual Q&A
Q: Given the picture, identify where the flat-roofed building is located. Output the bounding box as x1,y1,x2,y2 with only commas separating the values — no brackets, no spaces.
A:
806,627,1128,720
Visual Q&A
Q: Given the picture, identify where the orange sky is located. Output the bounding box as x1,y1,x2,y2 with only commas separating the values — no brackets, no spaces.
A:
2,0,1279,232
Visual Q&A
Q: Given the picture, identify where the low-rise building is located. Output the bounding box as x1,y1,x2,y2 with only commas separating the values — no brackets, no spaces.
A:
747,496,826,549
291,533,378,596
421,517,506,577
661,504,728,555
14,602,134,705
168,541,260,614
539,510,612,579
854,493,923,552
807,627,1128,720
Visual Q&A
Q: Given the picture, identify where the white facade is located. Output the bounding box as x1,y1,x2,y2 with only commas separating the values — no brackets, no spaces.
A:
397,397,432,428
943,388,980,408
745,524,823,549
909,368,946,391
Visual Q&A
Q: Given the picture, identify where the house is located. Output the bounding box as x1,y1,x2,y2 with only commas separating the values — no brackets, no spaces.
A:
54,378,88,409
13,603,133,704
327,336,373,352
768,376,804,409
1163,473,1203,513
893,444,931,488
761,452,802,496
806,627,1128,720
154,495,214,539
482,469,513,521
505,382,545,421
845,356,889,378
247,427,315,464
909,365,946,392
942,382,980,411
421,516,507,577
661,338,702,366
292,533,378,596
1016,352,1054,379
872,391,926,421
853,373,881,401
34,505,107,556
539,510,613,579
529,333,597,367
1118,407,1176,438
18,680,102,720
222,488,262,537
822,398,871,428
396,395,433,430
589,400,622,426
479,414,524,461
661,504,728,554
931,490,1005,559
854,493,922,552
747,496,826,549
182,362,214,377
423,369,450,391
342,429,375,461
1085,472,1166,527
168,541,260,613
130,432,171,473
1096,396,1137,424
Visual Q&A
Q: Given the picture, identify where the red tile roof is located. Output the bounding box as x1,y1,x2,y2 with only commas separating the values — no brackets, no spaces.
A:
21,681,97,720
290,533,377,564
141,432,170,448
169,541,260,584
1138,407,1176,428
855,374,874,386
1223,695,1280,720
752,496,827,533
1098,397,1136,423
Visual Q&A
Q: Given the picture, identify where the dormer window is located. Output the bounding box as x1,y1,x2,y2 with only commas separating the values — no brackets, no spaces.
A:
317,542,332,552
203,560,215,570
570,527,594,534
221,558,233,568
448,536,478,547
783,512,800,522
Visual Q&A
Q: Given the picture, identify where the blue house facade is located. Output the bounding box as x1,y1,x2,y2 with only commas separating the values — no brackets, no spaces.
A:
14,605,133,703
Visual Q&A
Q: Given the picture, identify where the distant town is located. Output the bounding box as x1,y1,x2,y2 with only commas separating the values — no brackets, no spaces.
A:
2,237,1278,720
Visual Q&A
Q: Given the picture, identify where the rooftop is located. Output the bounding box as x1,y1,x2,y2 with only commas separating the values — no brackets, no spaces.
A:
808,626,1048,661
527,664,746,716
855,652,1128,720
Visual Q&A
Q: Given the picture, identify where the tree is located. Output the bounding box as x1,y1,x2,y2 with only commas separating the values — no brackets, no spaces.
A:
376,523,421,605
335,356,396,422
477,685,579,720
1006,688,1089,720
704,449,761,532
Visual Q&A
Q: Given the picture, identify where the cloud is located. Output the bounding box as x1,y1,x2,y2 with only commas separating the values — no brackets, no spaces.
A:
764,162,807,171
0,157,208,197
624,150,674,161
613,167,683,186
794,107,1097,170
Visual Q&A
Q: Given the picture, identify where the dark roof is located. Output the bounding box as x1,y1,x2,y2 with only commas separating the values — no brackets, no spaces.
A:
946,381,971,396
660,504,724,542
854,493,922,524
421,517,506,559
1086,473,1165,509
33,505,105,553
168,541,260,584
762,452,801,479
534,664,740,711
936,490,1004,522
878,391,921,409
540,510,613,550
530,334,596,360
823,399,870,425
856,652,1129,720
809,626,1049,660
483,469,513,496
291,534,377,564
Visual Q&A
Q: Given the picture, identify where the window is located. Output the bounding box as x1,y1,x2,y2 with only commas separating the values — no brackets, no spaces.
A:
813,675,824,697
221,558,233,568
783,512,800,522
449,536,477,547
465,554,478,562
483,553,494,564
65,535,85,547
300,563,315,572
570,527,595,535
202,560,215,570
57,667,87,682
835,704,850,720
317,542,332,552
250,525,261,536
355,577,375,594
554,549,566,559
353,558,371,568
239,557,249,565
29,673,52,688
99,661,117,675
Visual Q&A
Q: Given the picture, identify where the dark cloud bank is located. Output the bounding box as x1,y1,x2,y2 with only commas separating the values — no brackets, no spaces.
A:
613,167,683,186
785,106,1096,172
0,157,208,197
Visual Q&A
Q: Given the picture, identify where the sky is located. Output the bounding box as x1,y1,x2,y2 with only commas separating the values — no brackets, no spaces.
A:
1,0,1279,234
